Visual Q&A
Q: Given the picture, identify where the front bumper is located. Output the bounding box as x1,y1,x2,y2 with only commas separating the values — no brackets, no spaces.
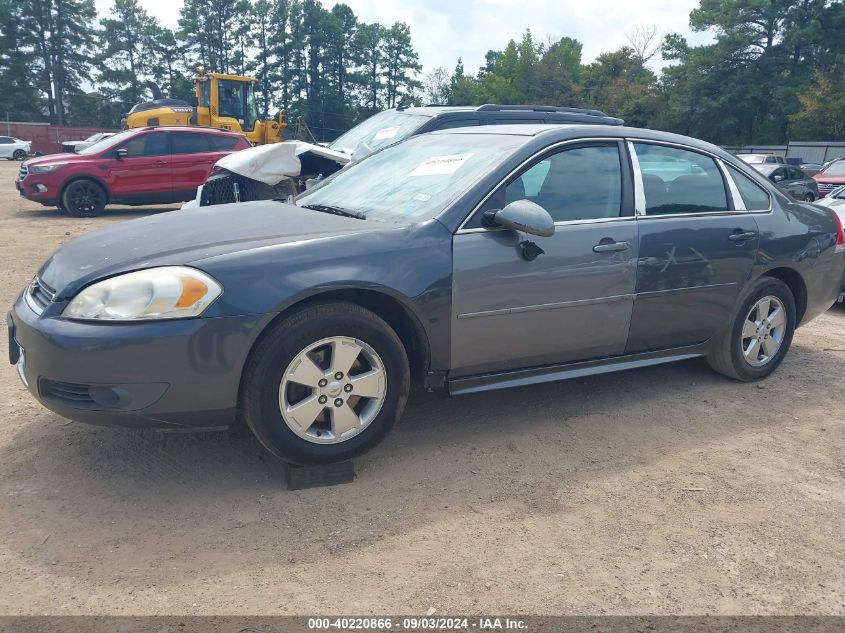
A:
9,293,274,429
15,177,58,206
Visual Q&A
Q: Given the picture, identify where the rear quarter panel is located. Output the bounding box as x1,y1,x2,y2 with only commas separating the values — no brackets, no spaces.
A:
754,193,843,324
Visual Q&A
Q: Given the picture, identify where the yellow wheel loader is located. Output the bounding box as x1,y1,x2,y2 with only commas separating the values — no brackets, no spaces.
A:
123,66,285,145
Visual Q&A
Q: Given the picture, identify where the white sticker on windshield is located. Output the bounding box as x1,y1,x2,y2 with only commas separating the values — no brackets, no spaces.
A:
373,126,400,141
410,154,473,177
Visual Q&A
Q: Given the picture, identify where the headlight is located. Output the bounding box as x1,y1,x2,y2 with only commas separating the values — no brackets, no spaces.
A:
63,267,222,321
29,163,66,174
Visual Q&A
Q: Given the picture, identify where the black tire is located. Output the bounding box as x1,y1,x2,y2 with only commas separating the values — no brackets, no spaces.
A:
804,192,816,202
241,301,410,464
61,179,107,217
12,149,26,161
707,276,796,381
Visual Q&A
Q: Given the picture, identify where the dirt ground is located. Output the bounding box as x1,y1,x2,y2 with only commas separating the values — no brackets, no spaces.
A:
0,160,842,616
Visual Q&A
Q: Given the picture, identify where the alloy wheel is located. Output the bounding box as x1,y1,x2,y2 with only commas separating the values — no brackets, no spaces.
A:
279,336,387,444
67,182,105,215
741,295,787,367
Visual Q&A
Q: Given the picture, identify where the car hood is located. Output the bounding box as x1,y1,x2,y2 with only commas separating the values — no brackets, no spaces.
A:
215,141,351,185
23,153,78,167
37,201,383,298
814,173,845,184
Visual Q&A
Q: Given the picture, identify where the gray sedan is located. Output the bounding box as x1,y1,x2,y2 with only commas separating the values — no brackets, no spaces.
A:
9,125,845,465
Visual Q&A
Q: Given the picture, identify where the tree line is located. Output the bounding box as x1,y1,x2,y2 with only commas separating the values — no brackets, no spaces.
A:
1,0,844,145
425,0,845,145
0,0,421,139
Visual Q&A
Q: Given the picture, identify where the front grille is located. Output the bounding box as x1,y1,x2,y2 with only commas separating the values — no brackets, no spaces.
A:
39,379,96,407
26,277,56,314
200,172,278,207
18,165,28,180
817,183,838,196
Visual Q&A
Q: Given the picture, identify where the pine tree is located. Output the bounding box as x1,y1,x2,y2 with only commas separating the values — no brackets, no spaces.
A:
382,22,420,108
18,0,97,125
98,0,160,109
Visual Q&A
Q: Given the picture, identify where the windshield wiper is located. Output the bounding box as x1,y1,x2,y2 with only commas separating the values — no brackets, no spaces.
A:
300,203,366,220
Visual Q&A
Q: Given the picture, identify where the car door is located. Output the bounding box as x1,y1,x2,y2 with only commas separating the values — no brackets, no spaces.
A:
451,141,639,377
170,131,220,197
624,141,760,354
0,137,12,158
105,131,171,201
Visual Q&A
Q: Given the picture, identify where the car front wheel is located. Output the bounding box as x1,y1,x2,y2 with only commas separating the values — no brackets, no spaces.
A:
242,301,410,464
707,277,796,381
804,192,816,202
13,149,26,161
61,179,107,217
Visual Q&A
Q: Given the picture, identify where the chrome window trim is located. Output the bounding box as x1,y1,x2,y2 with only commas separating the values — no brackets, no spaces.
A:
456,135,775,236
457,215,637,235
455,137,629,234
626,141,646,215
719,160,746,211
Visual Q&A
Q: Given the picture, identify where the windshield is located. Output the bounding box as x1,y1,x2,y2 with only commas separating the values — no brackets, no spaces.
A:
84,133,101,142
328,110,430,157
297,132,525,223
738,154,768,164
756,165,778,176
821,161,845,176
77,129,137,155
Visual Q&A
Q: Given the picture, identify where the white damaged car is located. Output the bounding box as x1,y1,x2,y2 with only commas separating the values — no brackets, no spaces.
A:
183,105,625,208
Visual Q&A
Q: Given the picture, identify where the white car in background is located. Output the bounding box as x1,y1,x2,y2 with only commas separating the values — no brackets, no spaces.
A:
61,132,116,154
736,153,785,165
816,186,845,302
0,136,31,161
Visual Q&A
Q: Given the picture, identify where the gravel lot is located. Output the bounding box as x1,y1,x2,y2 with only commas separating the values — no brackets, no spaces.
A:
0,160,843,616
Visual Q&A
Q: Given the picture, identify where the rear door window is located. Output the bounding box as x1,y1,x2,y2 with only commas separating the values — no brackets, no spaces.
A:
209,135,242,151
433,119,479,130
172,132,212,155
633,143,729,215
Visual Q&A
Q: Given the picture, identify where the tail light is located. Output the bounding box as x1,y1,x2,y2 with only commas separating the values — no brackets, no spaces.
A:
834,211,845,253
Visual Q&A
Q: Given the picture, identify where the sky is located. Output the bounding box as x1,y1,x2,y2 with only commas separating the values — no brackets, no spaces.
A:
93,0,714,74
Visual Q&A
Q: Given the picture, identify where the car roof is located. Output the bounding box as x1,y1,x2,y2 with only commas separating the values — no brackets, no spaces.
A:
137,125,245,137
396,104,623,125
432,123,724,151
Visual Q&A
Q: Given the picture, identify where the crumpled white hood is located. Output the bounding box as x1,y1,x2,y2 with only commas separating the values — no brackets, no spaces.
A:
214,141,351,185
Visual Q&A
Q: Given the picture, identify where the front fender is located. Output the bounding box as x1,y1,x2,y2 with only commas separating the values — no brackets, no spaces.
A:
193,219,454,369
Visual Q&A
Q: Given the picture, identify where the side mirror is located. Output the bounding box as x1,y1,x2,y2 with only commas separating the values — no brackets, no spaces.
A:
772,174,784,183
114,148,128,159
482,200,555,237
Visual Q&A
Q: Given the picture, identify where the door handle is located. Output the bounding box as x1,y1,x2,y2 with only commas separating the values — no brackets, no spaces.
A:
593,240,630,253
729,231,757,242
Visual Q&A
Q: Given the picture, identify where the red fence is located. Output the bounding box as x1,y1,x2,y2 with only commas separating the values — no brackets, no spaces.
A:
2,122,120,155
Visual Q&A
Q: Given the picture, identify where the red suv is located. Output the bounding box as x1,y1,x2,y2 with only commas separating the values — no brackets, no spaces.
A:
16,126,250,217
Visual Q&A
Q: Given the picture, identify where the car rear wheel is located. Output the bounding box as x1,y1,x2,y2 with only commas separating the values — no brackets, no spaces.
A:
241,301,410,464
12,149,26,161
62,179,107,217
707,277,796,381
